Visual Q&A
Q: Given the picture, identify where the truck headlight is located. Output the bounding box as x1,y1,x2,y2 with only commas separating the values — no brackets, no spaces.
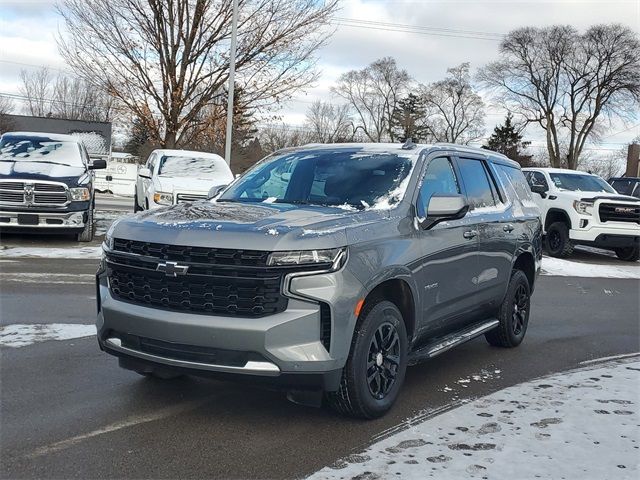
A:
573,200,594,216
267,248,346,269
103,218,121,250
153,192,173,205
69,187,90,201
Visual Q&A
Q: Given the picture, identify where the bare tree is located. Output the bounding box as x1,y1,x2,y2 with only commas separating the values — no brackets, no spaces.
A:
479,24,640,169
258,123,311,154
0,96,15,134
57,0,338,149
19,68,53,117
305,100,353,143
332,57,410,142
419,63,485,144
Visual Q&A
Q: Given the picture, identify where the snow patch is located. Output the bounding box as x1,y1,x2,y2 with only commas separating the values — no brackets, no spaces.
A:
0,323,96,348
0,246,102,259
542,256,639,279
308,358,640,480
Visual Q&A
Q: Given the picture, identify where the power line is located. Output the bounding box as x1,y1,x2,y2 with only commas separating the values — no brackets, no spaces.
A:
334,17,505,39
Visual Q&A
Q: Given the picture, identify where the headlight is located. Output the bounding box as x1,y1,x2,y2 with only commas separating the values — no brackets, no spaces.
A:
267,248,346,269
104,218,121,250
69,187,90,201
573,200,594,216
153,191,173,205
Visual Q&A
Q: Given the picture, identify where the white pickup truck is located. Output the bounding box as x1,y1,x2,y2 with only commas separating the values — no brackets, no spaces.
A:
134,149,233,211
523,167,640,261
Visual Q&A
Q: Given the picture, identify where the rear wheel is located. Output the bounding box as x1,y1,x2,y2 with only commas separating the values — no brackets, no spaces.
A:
485,270,531,348
545,221,574,258
615,245,640,262
326,299,408,419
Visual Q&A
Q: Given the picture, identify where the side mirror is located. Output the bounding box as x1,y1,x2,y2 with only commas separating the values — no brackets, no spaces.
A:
419,194,469,230
89,159,107,170
207,184,227,200
530,184,547,198
138,167,152,179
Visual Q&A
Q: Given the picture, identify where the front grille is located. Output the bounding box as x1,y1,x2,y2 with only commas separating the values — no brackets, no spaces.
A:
0,180,69,206
113,238,271,267
599,203,640,224
107,265,285,317
176,193,207,203
35,193,68,204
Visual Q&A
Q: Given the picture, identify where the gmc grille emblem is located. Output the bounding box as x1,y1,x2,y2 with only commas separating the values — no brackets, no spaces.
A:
614,207,635,214
156,261,189,277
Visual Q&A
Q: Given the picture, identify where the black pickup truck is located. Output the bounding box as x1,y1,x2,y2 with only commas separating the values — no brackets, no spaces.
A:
0,131,106,241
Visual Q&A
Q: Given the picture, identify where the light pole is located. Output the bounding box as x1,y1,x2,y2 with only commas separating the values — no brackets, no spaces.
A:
224,0,239,166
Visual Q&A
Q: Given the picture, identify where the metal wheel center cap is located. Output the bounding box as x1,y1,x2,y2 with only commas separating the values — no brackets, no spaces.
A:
376,352,384,367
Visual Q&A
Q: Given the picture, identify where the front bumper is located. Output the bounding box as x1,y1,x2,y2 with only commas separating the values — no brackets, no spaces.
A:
96,262,363,390
570,224,639,247
0,210,86,229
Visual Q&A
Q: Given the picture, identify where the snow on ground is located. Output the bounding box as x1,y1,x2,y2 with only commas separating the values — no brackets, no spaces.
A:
541,256,639,279
0,324,96,348
308,358,640,480
0,246,102,259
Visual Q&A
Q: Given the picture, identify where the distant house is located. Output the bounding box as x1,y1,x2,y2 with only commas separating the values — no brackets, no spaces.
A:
2,114,112,159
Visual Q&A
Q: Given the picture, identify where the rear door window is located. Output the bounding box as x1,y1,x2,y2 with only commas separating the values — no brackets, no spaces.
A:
456,157,497,210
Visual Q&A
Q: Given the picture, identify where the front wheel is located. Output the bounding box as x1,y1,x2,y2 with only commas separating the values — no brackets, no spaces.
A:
76,208,94,242
615,245,640,262
326,299,408,419
545,221,574,258
485,270,531,348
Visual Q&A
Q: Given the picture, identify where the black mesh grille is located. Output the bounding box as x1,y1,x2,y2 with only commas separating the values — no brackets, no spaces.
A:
599,203,640,224
113,238,270,266
320,302,331,352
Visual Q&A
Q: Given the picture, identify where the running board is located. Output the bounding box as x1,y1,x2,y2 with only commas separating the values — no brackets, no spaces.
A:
408,319,499,366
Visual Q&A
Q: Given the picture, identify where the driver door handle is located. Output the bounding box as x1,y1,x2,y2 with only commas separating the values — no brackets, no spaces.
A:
503,224,515,233
463,229,478,239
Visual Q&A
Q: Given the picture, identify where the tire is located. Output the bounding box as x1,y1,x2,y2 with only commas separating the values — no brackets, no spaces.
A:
76,208,94,242
133,192,141,213
615,245,640,262
326,299,408,419
485,270,531,348
545,221,574,258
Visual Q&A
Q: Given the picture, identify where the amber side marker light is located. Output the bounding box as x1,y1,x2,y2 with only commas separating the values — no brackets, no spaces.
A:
354,299,365,317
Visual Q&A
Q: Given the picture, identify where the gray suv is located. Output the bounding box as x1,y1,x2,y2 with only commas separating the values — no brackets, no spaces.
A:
97,143,542,418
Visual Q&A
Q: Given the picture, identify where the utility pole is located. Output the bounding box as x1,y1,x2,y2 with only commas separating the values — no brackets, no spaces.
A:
224,0,239,166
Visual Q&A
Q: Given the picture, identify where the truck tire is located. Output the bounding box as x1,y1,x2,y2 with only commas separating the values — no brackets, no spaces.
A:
485,270,531,348
134,192,141,213
326,299,408,419
76,208,94,242
615,245,640,262
545,221,574,258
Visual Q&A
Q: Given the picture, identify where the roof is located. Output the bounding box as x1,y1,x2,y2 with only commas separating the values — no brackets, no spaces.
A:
523,167,598,175
2,131,80,142
152,149,225,161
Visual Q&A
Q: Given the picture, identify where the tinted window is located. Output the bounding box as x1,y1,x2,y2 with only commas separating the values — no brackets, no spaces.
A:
526,171,549,190
610,179,640,197
457,158,496,209
220,149,415,209
496,164,533,203
416,157,460,217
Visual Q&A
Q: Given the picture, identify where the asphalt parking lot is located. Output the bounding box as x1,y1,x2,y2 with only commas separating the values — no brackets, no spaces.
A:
0,198,638,479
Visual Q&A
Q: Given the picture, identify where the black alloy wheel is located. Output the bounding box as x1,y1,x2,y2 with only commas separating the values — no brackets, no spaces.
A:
367,322,401,400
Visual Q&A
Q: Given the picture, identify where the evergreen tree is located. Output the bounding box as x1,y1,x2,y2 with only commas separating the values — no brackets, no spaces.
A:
483,113,533,166
390,93,429,142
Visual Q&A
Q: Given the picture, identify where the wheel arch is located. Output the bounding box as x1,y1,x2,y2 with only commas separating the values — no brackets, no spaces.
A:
512,250,536,292
545,208,572,231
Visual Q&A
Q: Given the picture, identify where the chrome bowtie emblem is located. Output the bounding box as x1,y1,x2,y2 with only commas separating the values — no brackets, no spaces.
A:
156,261,189,276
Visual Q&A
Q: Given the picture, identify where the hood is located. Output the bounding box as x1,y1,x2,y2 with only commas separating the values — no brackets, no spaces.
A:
155,175,232,194
0,160,88,186
111,200,390,251
558,190,640,203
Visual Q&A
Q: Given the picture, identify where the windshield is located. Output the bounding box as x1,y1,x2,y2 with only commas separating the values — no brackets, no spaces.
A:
610,179,639,197
219,148,415,209
0,135,83,167
549,173,616,193
158,155,231,178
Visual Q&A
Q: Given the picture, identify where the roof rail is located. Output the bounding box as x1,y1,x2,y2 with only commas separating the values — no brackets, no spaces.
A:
401,138,417,150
